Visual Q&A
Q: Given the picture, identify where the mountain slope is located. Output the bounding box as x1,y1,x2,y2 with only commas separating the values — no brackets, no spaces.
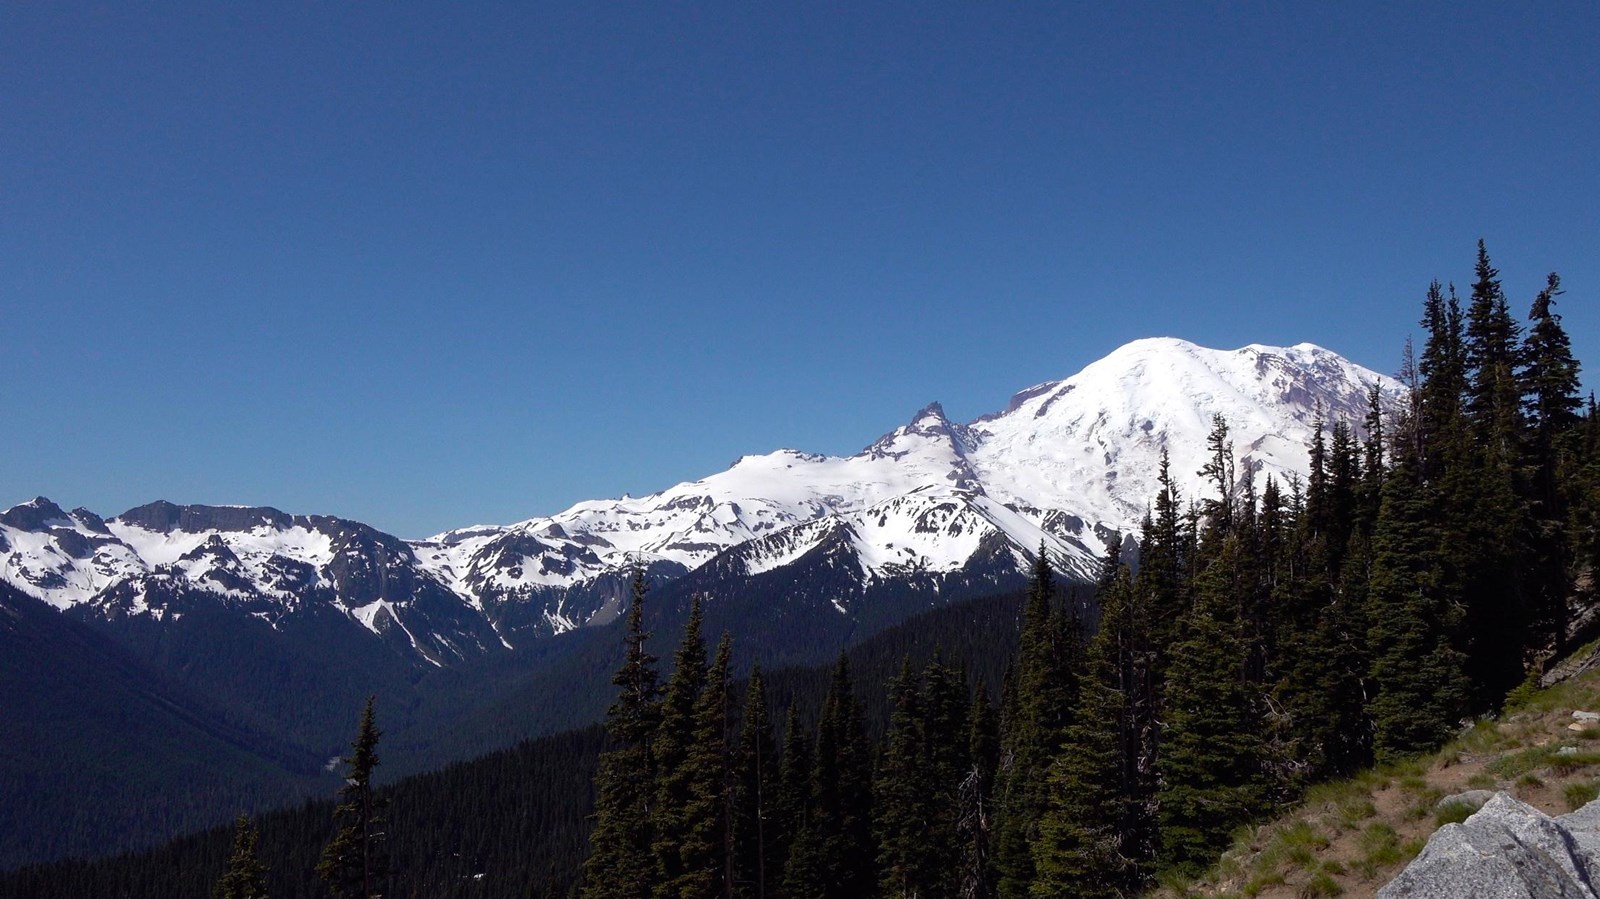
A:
0,582,330,869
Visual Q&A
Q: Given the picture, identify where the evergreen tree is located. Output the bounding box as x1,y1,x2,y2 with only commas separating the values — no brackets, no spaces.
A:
317,697,388,899
665,633,735,899
652,597,710,896
1365,443,1470,759
732,667,778,899
994,546,1077,899
772,704,811,887
783,655,873,899
1031,542,1152,898
922,653,971,894
1157,534,1269,875
1522,271,1582,654
1465,240,1525,444
214,814,269,899
583,571,663,899
957,679,999,899
876,659,933,899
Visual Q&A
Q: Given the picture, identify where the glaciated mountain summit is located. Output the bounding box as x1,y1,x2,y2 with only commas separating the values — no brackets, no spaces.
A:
0,338,1399,664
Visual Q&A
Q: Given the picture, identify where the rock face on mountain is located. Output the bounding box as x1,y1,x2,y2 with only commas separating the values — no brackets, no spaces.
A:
0,338,1399,665
1378,793,1600,898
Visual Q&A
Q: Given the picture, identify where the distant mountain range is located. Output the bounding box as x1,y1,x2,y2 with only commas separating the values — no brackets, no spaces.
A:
0,337,1398,669
0,337,1402,868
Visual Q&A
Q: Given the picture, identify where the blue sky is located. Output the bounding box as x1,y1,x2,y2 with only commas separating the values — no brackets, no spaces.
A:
3,2,1596,537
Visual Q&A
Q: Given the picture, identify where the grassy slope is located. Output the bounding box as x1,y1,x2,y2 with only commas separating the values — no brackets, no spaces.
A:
1156,647,1600,899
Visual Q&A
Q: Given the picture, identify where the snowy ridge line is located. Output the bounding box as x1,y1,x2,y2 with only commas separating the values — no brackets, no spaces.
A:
0,338,1400,660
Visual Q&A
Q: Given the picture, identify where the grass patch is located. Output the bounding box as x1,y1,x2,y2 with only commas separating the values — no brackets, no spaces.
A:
1517,772,1546,788
1549,751,1600,776
1488,746,1555,778
1298,871,1344,897
1450,719,1512,755
1433,800,1478,826
1354,822,1405,878
1465,771,1499,789
1564,781,1600,810
1334,796,1377,828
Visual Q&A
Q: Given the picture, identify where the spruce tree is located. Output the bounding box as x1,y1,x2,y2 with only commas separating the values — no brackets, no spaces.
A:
215,814,269,899
1522,272,1582,653
1031,543,1152,898
958,679,1000,899
783,655,873,899
772,704,811,886
666,632,734,899
317,696,388,899
583,570,663,899
876,659,933,899
652,597,710,896
1157,534,1269,874
1365,440,1469,759
732,667,778,899
994,545,1077,899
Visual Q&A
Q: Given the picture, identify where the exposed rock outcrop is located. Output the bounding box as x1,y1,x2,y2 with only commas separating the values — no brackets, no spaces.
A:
1379,792,1600,898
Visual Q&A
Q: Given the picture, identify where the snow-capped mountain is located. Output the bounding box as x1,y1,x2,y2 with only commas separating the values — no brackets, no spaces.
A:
0,338,1400,664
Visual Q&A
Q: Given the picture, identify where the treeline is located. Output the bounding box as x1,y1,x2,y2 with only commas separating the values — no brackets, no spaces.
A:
578,242,1600,898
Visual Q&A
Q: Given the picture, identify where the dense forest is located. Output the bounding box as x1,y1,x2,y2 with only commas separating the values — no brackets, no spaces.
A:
5,243,1597,897
0,583,1045,898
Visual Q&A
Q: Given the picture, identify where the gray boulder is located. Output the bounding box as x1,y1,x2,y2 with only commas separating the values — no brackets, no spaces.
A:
1378,793,1600,898
1435,789,1499,812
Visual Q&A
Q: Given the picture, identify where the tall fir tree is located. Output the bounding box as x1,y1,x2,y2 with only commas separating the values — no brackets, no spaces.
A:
1031,541,1154,898
652,597,711,896
214,814,269,899
1522,271,1582,654
1365,438,1470,759
958,678,1000,899
772,704,812,889
732,666,778,899
1157,532,1270,875
583,570,663,899
876,659,934,899
317,697,388,899
664,632,735,899
783,654,873,899
994,545,1078,899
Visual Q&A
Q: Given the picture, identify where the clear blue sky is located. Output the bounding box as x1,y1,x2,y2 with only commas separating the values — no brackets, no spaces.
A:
3,2,1596,537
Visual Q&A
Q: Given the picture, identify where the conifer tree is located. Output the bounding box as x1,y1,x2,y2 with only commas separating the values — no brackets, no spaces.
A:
584,570,662,899
1522,272,1582,653
215,814,269,899
1157,534,1269,874
732,667,778,899
994,546,1077,899
1142,452,1189,669
652,597,710,895
876,659,933,899
665,632,734,899
1465,240,1525,444
784,654,873,899
773,704,811,885
1365,440,1469,759
1031,542,1152,898
317,696,388,899
958,679,1000,899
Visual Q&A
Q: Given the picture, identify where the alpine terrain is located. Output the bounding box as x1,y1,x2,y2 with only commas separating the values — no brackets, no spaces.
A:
1,338,1397,666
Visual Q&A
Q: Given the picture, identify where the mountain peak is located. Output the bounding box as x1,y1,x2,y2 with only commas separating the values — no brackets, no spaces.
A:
0,497,73,532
